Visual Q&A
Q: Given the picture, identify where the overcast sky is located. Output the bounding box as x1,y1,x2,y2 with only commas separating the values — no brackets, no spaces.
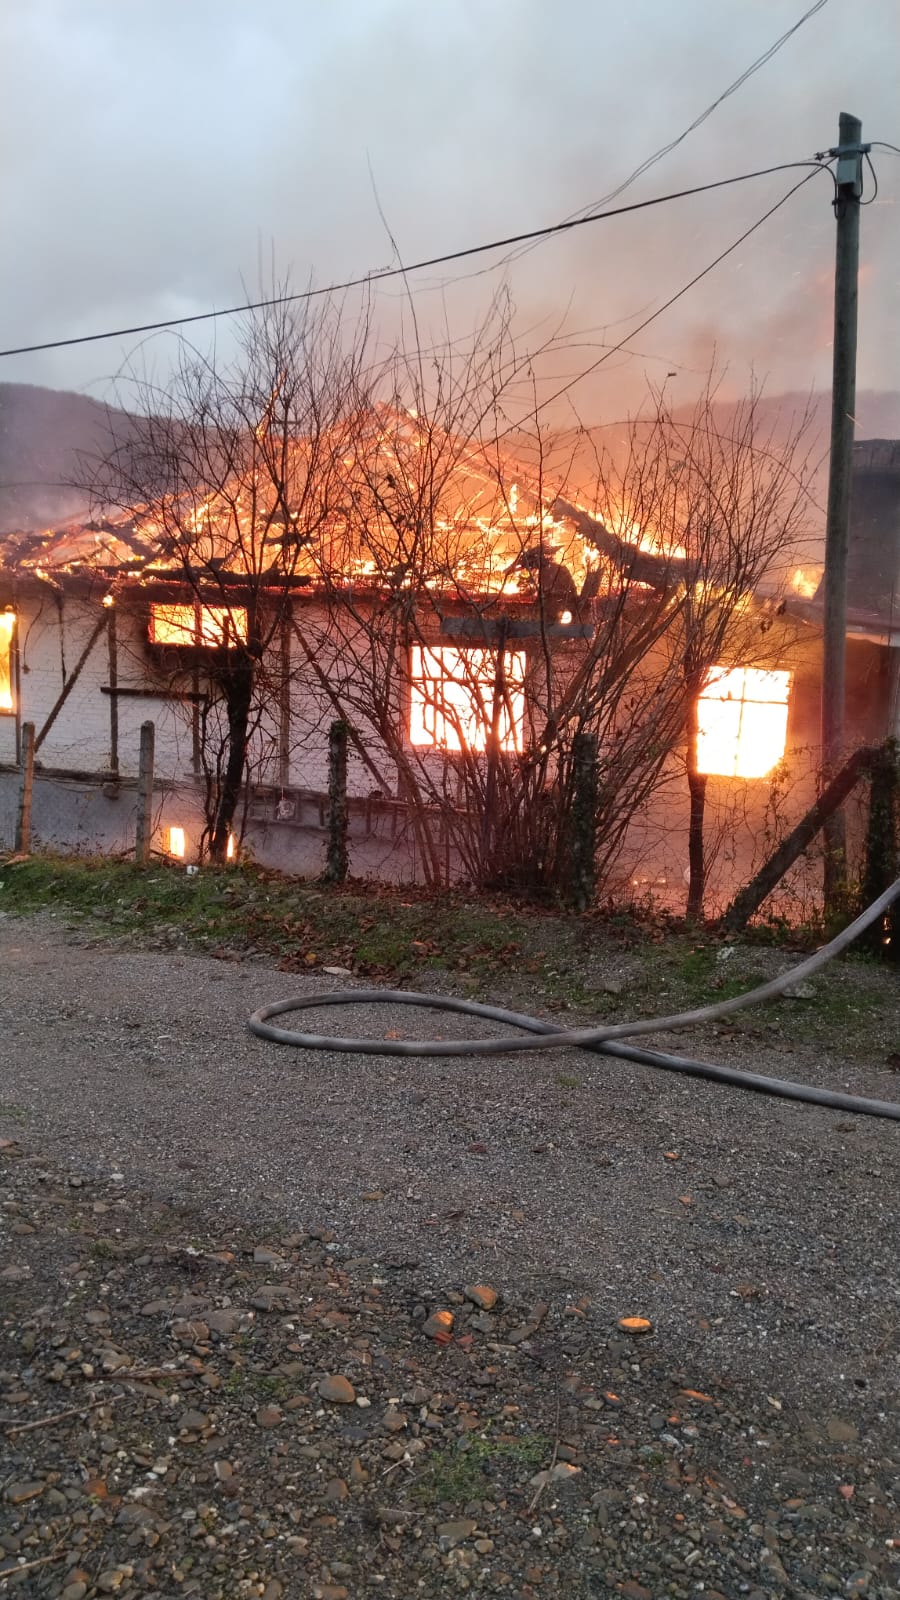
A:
1,0,898,419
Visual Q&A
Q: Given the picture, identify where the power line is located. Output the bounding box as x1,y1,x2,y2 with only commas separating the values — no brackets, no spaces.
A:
871,140,900,156
861,152,879,205
0,160,831,362
572,0,831,219
499,167,827,433
421,0,833,290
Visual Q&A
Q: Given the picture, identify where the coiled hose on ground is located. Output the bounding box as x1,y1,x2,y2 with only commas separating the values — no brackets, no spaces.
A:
249,877,900,1122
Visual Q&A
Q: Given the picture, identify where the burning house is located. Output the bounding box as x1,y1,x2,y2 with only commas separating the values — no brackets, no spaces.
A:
0,409,896,914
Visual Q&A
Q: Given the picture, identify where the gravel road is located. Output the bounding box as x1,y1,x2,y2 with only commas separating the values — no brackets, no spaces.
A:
2,916,899,1598
1,916,898,1404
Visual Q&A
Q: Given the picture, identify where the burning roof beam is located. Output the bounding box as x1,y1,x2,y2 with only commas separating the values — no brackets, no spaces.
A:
551,497,687,592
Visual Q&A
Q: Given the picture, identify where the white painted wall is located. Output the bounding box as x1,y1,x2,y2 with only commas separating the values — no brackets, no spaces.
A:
0,587,881,913
4,592,401,801
9,594,195,780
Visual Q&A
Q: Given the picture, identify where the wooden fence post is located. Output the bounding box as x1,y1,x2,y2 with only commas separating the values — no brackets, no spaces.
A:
135,721,155,866
324,719,349,884
861,741,899,958
14,722,35,854
720,744,879,934
569,731,599,912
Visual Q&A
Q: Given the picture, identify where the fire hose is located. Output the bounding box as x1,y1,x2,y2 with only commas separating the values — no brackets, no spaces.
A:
249,876,900,1122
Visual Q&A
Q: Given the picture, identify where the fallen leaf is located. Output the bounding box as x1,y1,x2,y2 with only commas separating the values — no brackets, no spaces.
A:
617,1316,653,1336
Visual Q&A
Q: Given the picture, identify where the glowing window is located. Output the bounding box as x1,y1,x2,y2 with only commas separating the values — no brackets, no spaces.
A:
168,825,186,857
409,646,526,753
697,667,791,779
0,612,14,713
150,604,247,647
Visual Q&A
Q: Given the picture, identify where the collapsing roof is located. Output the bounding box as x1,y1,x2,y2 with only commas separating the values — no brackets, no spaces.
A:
0,407,680,608
0,404,839,624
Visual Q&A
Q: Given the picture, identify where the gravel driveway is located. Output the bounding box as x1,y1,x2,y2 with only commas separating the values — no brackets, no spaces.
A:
2,916,900,1598
2,916,898,1405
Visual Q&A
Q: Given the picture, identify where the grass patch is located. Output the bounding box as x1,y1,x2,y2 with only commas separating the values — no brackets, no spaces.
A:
411,1432,554,1507
0,855,541,980
90,1238,121,1260
0,852,894,1061
0,852,621,1003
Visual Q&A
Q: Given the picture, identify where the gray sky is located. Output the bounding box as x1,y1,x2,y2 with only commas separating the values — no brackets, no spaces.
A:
1,0,898,419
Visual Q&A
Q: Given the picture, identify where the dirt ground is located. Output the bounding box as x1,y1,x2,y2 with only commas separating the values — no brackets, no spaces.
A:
1,915,899,1598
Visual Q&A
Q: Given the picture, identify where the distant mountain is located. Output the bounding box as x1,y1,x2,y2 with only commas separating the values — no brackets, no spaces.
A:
674,390,900,442
2,380,899,537
545,390,900,485
0,383,150,533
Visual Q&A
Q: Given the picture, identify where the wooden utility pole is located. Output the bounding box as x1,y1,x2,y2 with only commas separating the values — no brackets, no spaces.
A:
135,720,155,865
821,111,866,915
14,722,35,854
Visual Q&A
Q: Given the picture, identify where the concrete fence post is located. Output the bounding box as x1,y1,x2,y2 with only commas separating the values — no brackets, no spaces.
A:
14,722,35,855
135,720,156,866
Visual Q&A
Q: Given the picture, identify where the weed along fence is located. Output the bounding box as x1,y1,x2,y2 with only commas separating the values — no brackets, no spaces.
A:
2,711,897,940
5,716,189,867
1,717,428,881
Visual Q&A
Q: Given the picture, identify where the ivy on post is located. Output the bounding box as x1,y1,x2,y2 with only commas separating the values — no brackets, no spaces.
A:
569,731,599,912
861,739,899,959
134,721,156,867
324,719,349,885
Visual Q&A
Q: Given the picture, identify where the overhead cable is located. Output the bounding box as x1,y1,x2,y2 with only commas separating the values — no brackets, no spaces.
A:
0,160,832,361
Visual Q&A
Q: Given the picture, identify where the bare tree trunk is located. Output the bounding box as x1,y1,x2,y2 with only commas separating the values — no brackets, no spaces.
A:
479,634,508,877
685,681,707,921
210,663,253,861
569,731,598,912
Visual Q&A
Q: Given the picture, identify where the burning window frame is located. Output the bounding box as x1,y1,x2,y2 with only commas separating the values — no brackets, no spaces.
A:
149,602,249,649
0,610,15,714
408,644,527,755
697,666,792,780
